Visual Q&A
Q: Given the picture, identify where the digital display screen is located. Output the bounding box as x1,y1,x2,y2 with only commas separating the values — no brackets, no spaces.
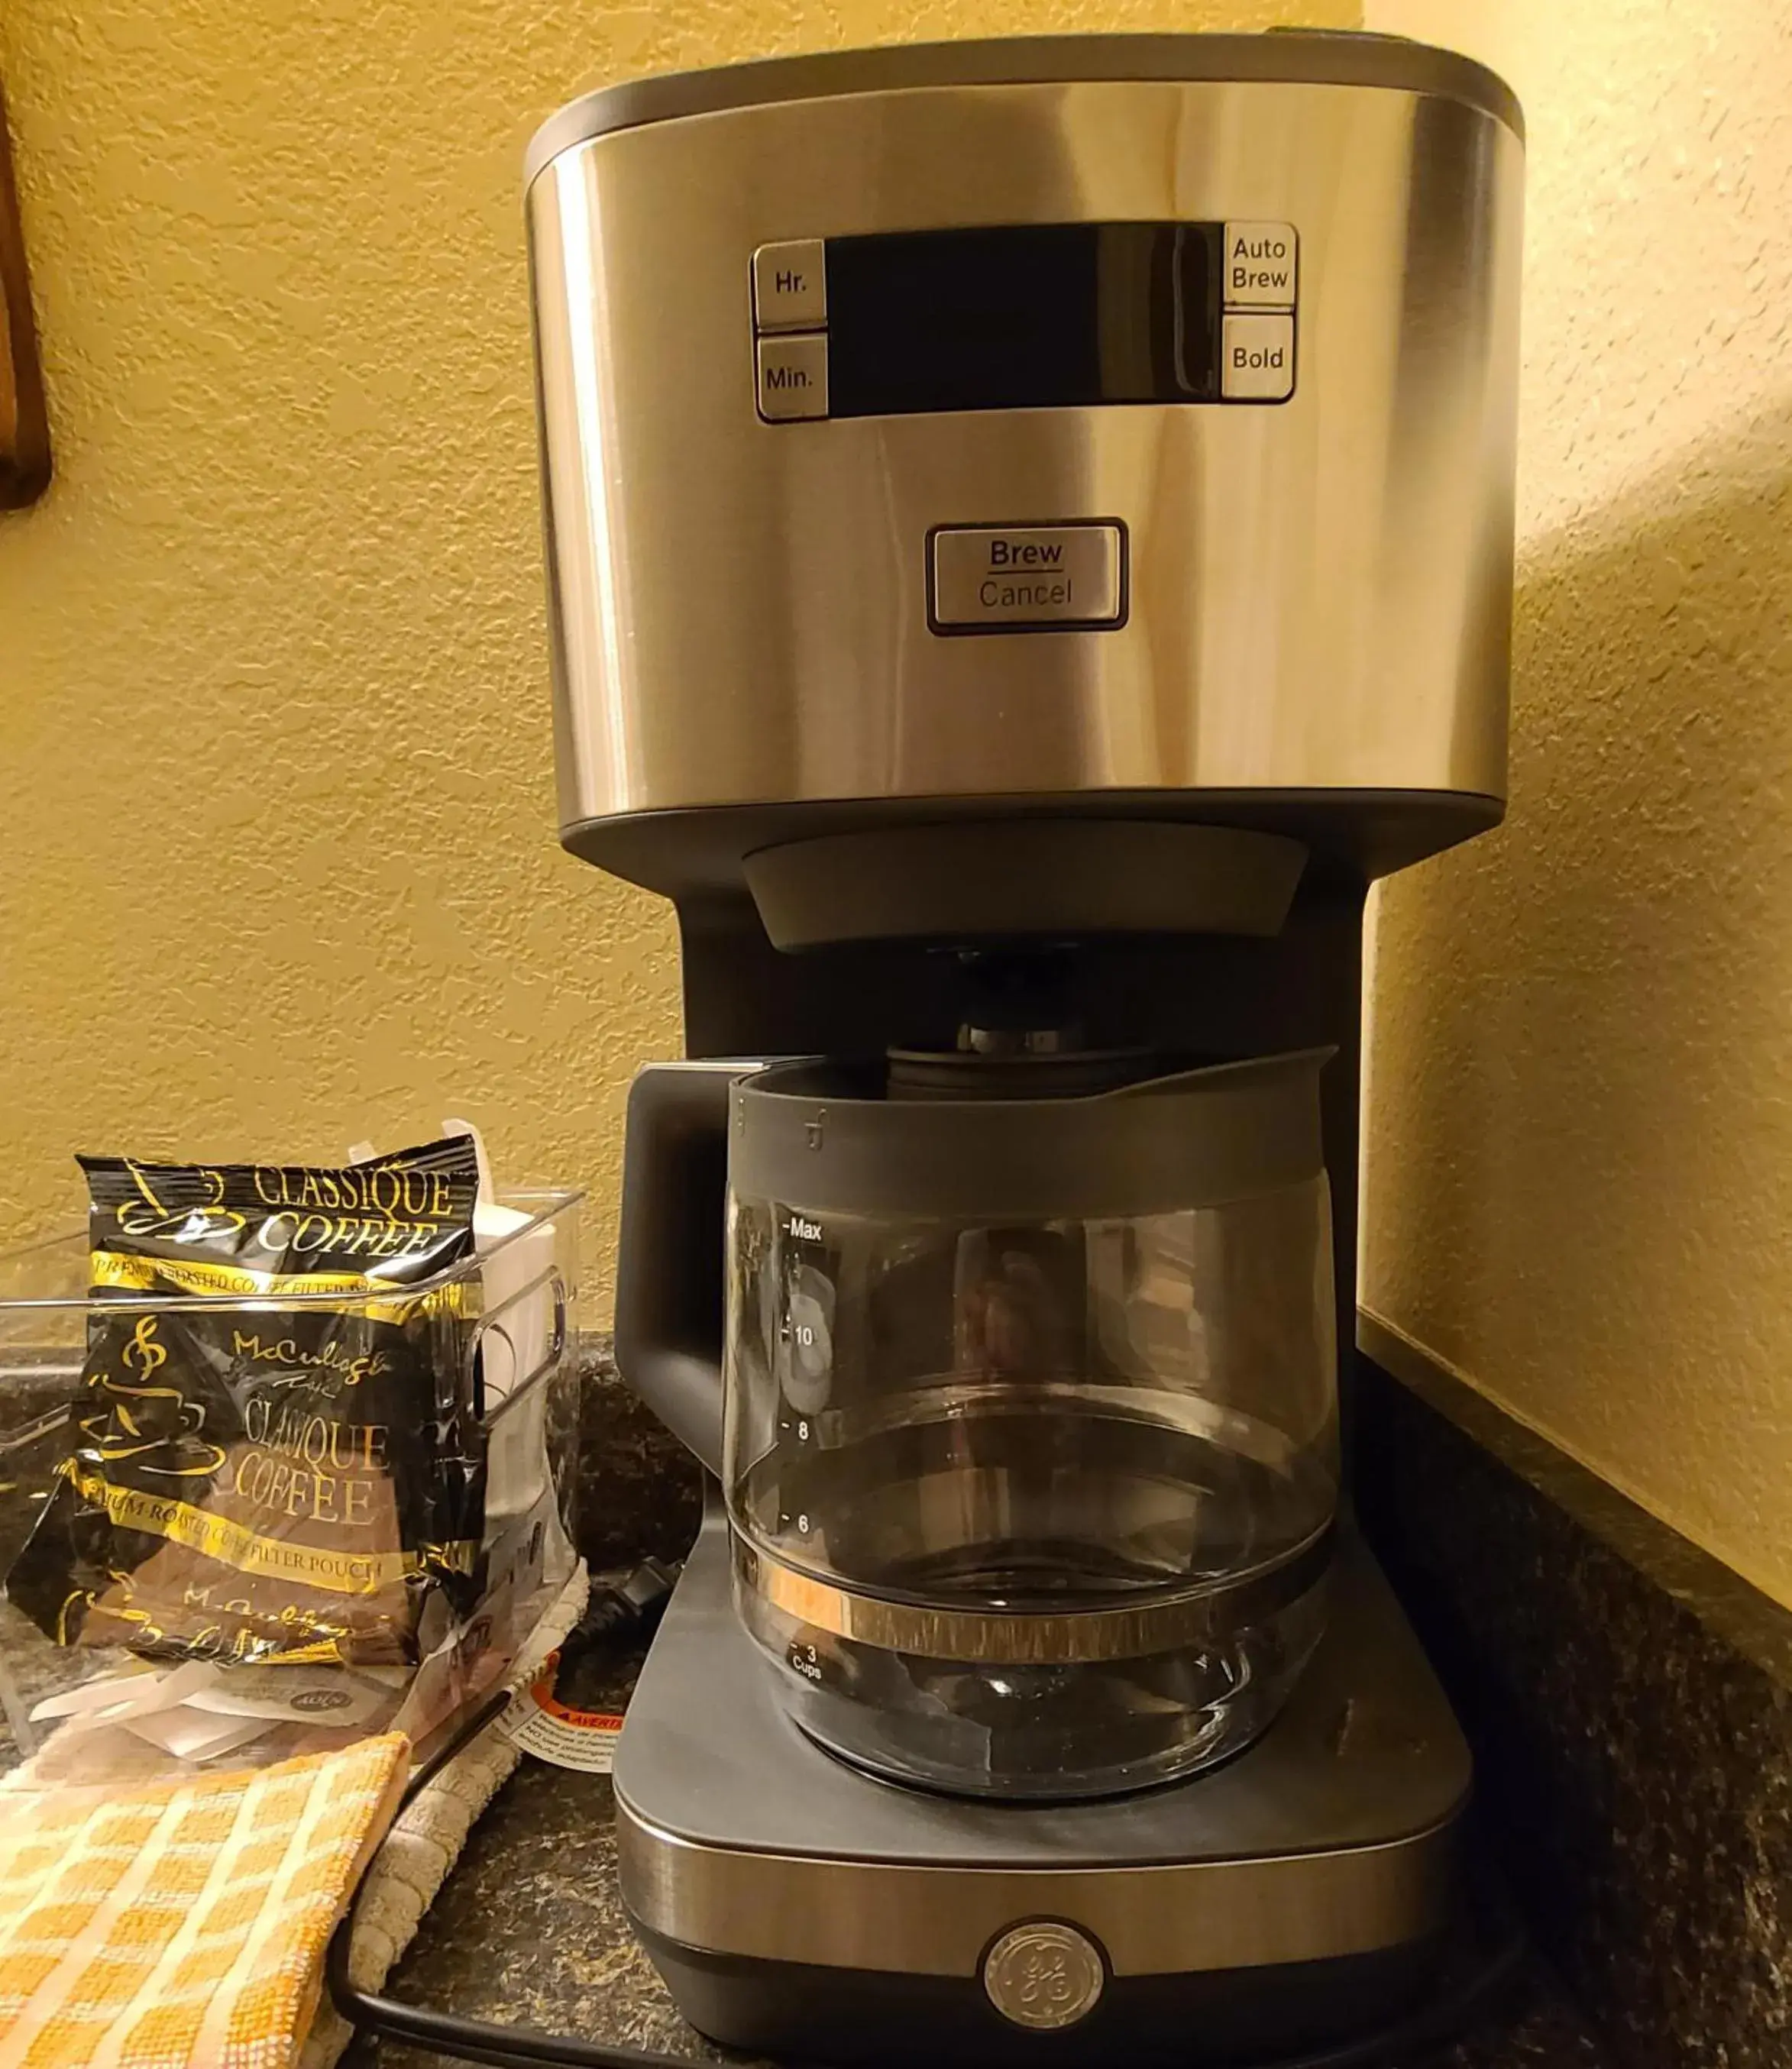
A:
824,223,1222,419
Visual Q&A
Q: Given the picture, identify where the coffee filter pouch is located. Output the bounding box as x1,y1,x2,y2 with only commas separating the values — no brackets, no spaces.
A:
5,1136,482,1667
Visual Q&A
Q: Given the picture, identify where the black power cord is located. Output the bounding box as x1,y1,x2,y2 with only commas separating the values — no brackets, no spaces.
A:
328,1560,691,2068
328,1564,1526,2068
556,1559,681,1666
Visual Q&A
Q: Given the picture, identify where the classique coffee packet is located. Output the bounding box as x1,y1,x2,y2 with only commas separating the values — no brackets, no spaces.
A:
5,1136,484,1667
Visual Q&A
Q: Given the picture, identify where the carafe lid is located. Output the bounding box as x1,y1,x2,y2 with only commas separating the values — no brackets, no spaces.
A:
729,1048,1334,1221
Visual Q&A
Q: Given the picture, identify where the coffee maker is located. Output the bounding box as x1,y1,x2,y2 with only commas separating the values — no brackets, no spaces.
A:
528,32,1522,2064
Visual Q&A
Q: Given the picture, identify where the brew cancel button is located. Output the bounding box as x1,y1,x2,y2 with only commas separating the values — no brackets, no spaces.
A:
930,523,1126,634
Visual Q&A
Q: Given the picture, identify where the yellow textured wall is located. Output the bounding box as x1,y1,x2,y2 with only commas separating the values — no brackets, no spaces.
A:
1362,2,1792,1603
0,2,1355,1283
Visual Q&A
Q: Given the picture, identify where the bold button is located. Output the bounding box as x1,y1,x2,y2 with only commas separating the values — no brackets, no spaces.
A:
1223,222,1298,309
752,241,826,331
930,524,1124,633
1221,313,1295,401
757,335,828,422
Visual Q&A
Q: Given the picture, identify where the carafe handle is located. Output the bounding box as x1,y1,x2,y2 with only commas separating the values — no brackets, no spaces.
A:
615,1059,754,1475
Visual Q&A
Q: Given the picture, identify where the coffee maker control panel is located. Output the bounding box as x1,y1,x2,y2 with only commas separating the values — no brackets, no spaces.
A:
752,221,1297,423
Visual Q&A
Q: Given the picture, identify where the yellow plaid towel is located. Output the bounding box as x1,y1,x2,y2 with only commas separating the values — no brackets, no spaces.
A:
0,1733,409,2069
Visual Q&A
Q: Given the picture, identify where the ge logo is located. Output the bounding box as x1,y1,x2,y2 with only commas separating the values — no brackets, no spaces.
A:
290,1688,353,1714
982,1921,1105,2029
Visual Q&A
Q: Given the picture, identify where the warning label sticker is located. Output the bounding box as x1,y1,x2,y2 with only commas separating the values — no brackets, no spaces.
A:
499,1651,626,1773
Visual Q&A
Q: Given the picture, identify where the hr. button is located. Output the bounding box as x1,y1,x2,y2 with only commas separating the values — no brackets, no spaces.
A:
752,240,826,331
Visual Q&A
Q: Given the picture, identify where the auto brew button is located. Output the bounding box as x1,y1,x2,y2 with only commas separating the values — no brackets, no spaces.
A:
1223,222,1297,307
931,525,1124,632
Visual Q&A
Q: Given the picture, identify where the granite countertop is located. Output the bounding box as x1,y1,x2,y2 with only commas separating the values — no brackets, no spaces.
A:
344,1642,1612,2069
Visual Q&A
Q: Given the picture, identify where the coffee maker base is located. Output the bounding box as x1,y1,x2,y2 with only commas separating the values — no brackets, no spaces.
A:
634,1925,1448,2067
615,1513,1474,2065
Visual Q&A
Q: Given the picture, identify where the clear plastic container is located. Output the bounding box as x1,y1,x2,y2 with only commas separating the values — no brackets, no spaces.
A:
722,1054,1338,1799
0,1190,583,1783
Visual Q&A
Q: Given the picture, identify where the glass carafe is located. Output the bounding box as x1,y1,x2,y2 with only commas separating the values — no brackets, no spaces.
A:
722,1051,1338,1799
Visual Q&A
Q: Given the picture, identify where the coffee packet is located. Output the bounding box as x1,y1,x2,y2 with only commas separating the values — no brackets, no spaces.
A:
5,1136,483,1667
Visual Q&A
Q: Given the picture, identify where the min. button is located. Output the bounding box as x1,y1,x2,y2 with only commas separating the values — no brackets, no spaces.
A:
757,335,829,422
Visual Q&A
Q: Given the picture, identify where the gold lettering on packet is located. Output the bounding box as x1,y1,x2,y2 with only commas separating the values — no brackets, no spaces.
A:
241,1392,391,1465
231,1330,394,1388
89,1251,372,1299
222,1388,394,1530
225,1450,377,1528
68,1468,419,1593
257,1211,445,1259
87,1250,470,1324
251,1162,458,1219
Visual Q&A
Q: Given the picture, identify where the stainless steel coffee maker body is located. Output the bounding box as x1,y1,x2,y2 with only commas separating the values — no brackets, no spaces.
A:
531,34,1522,899
528,31,1522,2065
